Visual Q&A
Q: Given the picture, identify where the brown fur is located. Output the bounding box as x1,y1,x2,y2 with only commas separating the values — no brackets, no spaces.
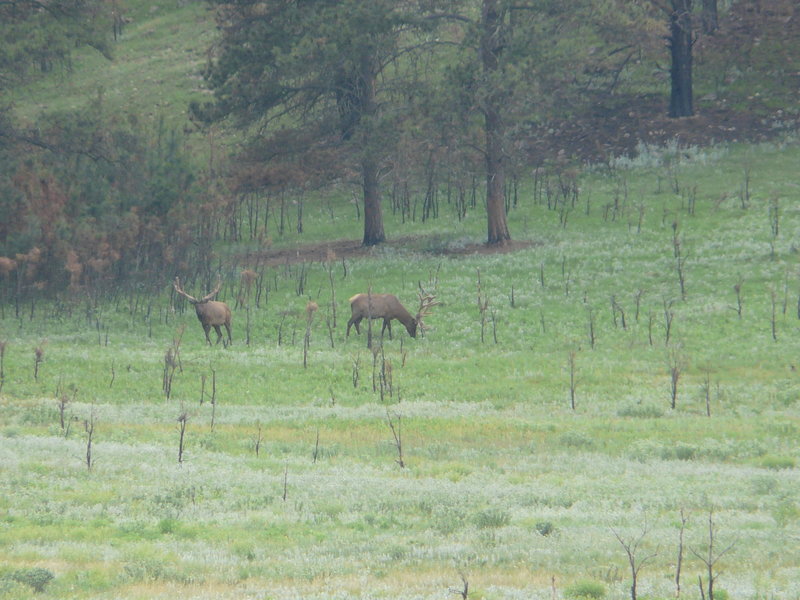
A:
346,293,417,339
174,278,232,345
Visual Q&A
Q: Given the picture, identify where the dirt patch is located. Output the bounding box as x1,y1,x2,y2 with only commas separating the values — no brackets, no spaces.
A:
524,96,797,164
239,238,372,267
238,237,536,266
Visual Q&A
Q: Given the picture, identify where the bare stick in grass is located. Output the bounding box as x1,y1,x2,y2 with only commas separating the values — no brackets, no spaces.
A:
634,289,644,323
449,571,469,599
352,353,361,388
476,269,489,344
740,164,751,209
277,312,287,346
613,517,658,600
673,223,687,300
56,381,76,433
667,346,684,410
33,344,45,382
770,288,778,342
162,326,184,399
587,306,596,349
732,277,743,319
209,368,217,431
325,249,338,327
282,463,289,501
0,340,5,394
177,405,188,464
312,428,320,463
567,350,578,410
326,315,335,349
675,508,689,598
386,410,405,468
700,372,714,417
636,202,645,233
478,296,489,343
691,510,737,600
163,349,178,399
254,422,263,456
663,299,675,345
84,407,96,471
768,196,779,259
303,300,318,369
611,295,626,329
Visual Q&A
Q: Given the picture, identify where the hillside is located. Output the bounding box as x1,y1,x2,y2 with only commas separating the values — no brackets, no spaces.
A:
9,1,213,135
9,1,800,170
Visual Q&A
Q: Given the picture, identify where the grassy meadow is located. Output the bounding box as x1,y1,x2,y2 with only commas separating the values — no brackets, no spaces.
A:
1,138,800,599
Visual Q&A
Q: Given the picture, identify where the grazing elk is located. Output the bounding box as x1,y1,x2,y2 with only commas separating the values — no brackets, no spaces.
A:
346,290,438,339
173,277,232,346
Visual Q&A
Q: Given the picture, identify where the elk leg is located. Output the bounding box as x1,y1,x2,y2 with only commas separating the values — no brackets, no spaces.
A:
382,318,392,340
213,325,223,344
202,324,213,345
347,317,361,337
224,323,232,345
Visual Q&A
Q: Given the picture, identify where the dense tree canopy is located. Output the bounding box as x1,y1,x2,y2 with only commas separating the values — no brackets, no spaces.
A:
0,0,112,87
194,0,446,246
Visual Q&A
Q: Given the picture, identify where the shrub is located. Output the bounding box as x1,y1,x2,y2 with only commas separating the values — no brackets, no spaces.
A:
10,567,55,593
473,508,511,529
559,431,595,449
158,517,180,534
565,579,606,600
674,443,697,461
535,521,555,536
759,454,796,470
617,402,664,418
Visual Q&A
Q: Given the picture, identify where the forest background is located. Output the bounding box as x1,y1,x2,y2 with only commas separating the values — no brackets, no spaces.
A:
1,0,798,296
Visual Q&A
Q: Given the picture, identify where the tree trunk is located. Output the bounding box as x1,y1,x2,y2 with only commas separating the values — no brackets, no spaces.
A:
669,0,694,118
357,56,385,246
701,0,718,34
481,0,511,245
485,107,510,245
362,155,385,246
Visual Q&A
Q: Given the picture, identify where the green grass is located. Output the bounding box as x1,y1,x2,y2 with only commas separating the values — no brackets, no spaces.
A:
1,138,800,599
4,3,800,597
9,0,213,133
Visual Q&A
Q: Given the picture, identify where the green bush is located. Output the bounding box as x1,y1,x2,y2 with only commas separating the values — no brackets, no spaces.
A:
9,568,55,593
617,402,664,418
759,454,796,470
565,579,606,600
535,521,555,536
473,508,511,529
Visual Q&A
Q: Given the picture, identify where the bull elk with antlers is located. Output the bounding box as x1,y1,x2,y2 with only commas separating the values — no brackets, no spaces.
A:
173,277,232,346
347,289,438,339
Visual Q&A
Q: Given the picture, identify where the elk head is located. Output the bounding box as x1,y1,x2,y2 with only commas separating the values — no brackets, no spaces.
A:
173,277,232,346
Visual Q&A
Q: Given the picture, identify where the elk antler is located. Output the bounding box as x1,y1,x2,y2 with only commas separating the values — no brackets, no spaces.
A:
173,277,198,303
173,277,222,304
198,277,222,303
415,287,439,332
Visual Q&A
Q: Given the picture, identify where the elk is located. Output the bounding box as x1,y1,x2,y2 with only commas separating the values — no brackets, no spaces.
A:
347,289,438,339
173,277,232,346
